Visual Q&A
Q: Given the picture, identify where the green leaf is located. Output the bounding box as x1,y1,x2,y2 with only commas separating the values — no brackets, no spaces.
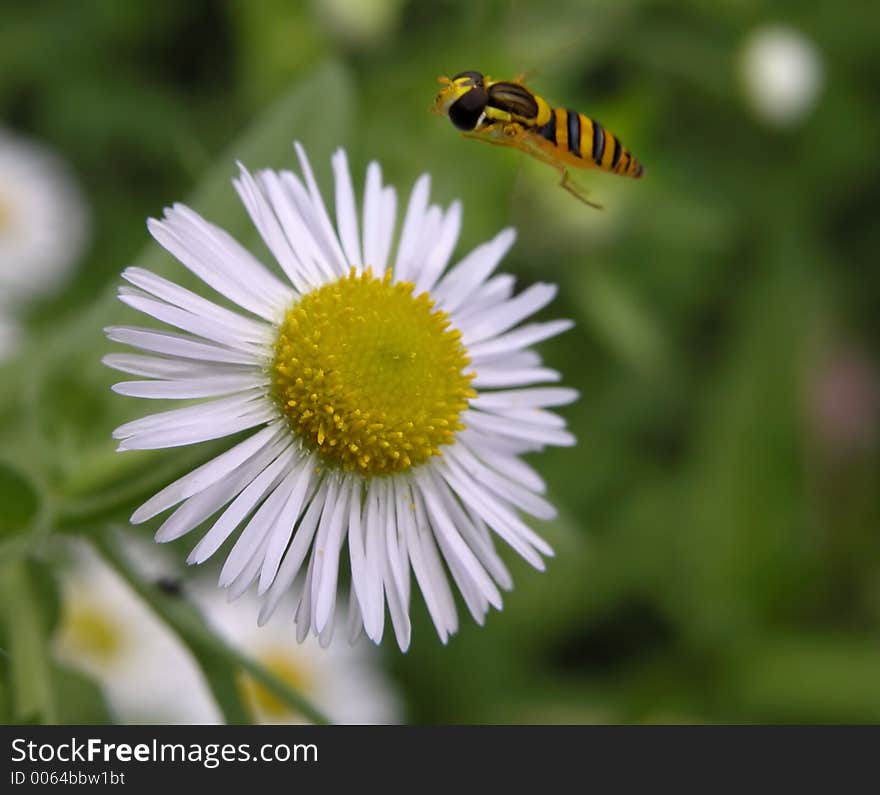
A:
573,265,672,380
730,633,880,723
672,260,820,646
0,461,41,543
26,557,62,637
51,663,112,725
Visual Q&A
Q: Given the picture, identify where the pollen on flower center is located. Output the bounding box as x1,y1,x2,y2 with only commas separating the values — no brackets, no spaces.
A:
271,268,475,476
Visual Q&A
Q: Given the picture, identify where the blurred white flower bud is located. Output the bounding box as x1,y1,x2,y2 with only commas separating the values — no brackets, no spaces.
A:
0,129,90,358
740,25,824,127
314,0,404,47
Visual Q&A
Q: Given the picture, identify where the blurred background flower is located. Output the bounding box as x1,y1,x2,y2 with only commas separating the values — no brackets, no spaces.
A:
739,25,824,127
806,344,880,460
0,128,89,358
195,584,402,724
1,0,879,725
53,538,220,724
316,0,405,48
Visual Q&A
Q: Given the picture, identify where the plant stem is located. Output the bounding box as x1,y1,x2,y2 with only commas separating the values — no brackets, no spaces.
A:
0,560,57,723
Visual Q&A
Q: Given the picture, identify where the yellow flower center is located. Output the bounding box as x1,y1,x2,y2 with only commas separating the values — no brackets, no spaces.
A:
59,602,124,665
272,268,474,476
240,649,312,721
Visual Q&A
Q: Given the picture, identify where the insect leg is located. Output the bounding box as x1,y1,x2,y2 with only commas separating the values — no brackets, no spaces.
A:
559,170,603,209
462,127,603,209
461,129,511,149
515,135,603,209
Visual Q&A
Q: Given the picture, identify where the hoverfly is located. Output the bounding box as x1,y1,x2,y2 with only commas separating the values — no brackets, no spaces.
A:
433,70,644,208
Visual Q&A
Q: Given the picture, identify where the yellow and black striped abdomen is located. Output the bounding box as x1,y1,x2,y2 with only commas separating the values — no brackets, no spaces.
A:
535,107,644,178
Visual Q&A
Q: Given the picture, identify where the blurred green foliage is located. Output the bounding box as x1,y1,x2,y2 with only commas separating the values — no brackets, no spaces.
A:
1,0,879,724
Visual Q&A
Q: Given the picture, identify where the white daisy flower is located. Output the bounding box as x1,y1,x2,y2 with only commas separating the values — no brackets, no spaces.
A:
194,582,401,724
54,539,221,724
0,128,89,302
0,128,89,359
318,0,405,47
105,142,577,651
740,25,824,127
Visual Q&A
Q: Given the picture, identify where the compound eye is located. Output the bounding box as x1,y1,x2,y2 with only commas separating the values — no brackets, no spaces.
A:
452,70,484,85
448,86,488,130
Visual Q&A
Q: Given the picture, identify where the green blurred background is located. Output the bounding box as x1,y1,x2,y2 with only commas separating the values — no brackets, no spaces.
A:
1,0,879,724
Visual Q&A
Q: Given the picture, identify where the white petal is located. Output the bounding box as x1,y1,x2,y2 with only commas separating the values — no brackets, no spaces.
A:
130,424,283,523
442,458,554,561
405,205,442,284
112,374,267,400
234,165,311,294
414,200,461,296
218,457,308,587
314,476,352,632
392,174,430,283
471,366,561,388
102,353,253,380
188,444,296,564
363,478,387,643
380,480,411,651
331,148,362,269
115,291,266,352
427,466,515,588
399,481,452,642
452,274,516,326
464,408,575,447
148,210,287,322
294,555,316,642
318,610,336,648
166,204,293,310
259,479,329,624
113,391,264,439
415,469,502,610
275,171,338,281
361,161,383,271
470,387,580,411
468,320,574,362
388,479,412,605
307,476,342,628
114,391,271,448
118,402,272,451
105,326,262,366
121,267,273,343
462,283,558,346
227,532,271,601
490,408,569,429
258,455,318,593
155,437,286,542
346,588,365,644
413,481,500,625
375,186,397,274
255,170,325,290
461,433,547,493
293,141,348,275
433,228,516,314
346,482,371,634
447,444,557,521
